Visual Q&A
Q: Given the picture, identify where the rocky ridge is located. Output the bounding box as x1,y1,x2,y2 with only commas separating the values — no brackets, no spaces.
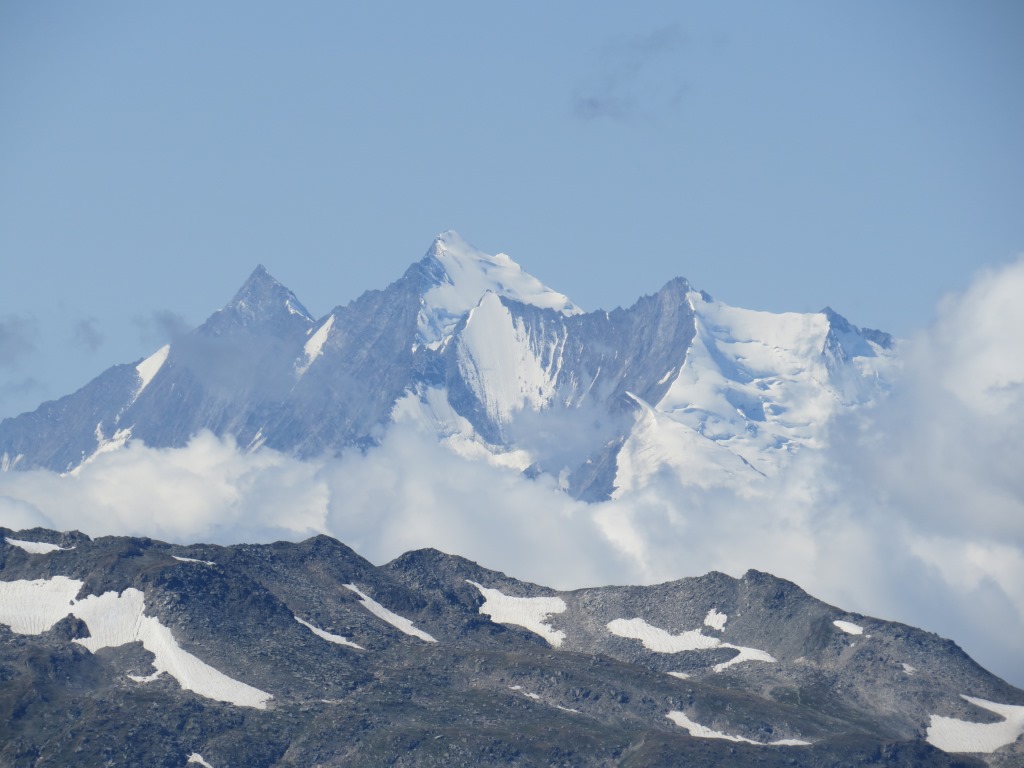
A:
2,528,1020,767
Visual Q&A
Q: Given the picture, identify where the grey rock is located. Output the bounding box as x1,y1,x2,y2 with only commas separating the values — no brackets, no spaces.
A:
1,527,1015,767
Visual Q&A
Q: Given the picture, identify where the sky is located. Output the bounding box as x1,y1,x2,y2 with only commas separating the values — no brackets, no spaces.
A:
2,1,1023,419
0,1,1023,690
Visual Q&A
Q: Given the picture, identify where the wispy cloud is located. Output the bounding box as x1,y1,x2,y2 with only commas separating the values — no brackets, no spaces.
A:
572,25,686,121
1,257,1022,687
0,314,37,369
133,309,192,347
72,317,105,354
0,376,43,407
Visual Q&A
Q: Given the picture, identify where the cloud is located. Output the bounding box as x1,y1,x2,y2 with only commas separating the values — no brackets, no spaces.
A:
72,317,105,353
0,432,329,544
133,309,192,347
0,376,43,402
1,257,1022,688
0,314,37,369
572,25,686,121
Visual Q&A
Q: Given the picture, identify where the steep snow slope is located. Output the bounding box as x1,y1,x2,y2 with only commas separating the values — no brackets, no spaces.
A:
613,289,894,493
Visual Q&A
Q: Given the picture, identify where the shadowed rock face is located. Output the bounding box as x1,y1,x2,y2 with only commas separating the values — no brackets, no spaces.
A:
1,528,1018,767
0,236,891,501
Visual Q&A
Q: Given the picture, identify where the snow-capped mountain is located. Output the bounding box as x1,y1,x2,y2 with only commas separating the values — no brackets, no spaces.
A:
0,232,895,500
2,527,1021,766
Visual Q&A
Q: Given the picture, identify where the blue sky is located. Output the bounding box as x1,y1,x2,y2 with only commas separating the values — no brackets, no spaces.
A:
2,1,1023,418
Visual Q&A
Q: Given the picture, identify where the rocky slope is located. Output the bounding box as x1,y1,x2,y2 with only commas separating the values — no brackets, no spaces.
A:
2,528,1020,767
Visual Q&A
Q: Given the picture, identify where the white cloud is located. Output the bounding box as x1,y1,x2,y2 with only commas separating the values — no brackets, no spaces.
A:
1,257,1022,688
0,432,330,544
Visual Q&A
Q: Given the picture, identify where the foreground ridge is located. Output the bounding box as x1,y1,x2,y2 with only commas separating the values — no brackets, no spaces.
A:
1,528,1020,767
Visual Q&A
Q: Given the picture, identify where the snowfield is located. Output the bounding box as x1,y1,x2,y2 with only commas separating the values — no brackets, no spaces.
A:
833,619,864,635
134,344,170,400
926,695,1024,753
607,617,776,671
0,577,272,709
297,313,334,377
344,583,437,643
468,581,567,647
455,292,563,424
0,576,83,633
704,608,727,631
666,711,811,746
295,615,363,649
614,288,894,495
172,555,216,566
4,537,71,554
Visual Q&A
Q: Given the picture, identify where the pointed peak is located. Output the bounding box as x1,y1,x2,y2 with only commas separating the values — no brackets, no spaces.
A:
432,229,468,249
413,232,581,345
821,307,894,350
658,276,697,296
214,265,313,330
233,264,282,299
422,230,517,271
820,306,848,328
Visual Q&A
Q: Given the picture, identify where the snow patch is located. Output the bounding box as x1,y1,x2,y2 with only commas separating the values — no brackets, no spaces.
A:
901,663,917,675
455,292,562,424
70,423,133,476
833,619,864,635
0,576,83,633
0,577,272,709
4,537,72,554
295,615,363,649
1,452,24,472
172,555,216,566
344,584,437,643
297,314,334,377
285,298,310,319
187,755,214,768
134,344,170,399
127,670,163,683
926,695,1024,754
704,608,727,631
667,711,811,746
667,671,691,680
508,685,541,700
468,581,567,647
606,617,775,672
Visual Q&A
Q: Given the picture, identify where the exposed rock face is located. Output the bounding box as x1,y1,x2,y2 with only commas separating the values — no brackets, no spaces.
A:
2,528,1019,767
0,233,893,501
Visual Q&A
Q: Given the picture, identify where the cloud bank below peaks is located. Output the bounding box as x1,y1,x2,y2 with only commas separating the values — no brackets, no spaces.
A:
2,256,1023,689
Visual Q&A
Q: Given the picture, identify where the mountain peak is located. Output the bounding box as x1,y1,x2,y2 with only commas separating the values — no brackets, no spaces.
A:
206,265,313,334
822,306,895,351
232,268,311,319
415,231,582,346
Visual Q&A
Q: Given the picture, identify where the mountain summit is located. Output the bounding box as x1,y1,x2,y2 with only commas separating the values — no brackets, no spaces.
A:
412,230,581,346
215,264,314,330
0,233,895,499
